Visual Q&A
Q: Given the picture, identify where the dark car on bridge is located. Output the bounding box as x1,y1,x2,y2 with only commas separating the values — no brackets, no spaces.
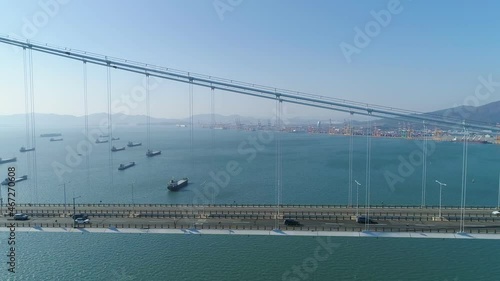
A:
284,219,300,226
72,214,89,220
13,213,29,220
356,216,377,224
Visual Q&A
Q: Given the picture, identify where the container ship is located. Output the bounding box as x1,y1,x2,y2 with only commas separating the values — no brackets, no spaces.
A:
167,178,189,191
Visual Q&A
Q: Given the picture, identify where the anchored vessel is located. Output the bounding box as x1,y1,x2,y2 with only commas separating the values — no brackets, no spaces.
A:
167,178,189,191
0,157,17,164
20,147,35,152
40,133,61,137
127,141,142,147
95,139,109,144
99,134,109,138
1,175,28,185
118,162,135,171
111,146,125,152
50,138,63,142
146,149,161,157
112,137,120,141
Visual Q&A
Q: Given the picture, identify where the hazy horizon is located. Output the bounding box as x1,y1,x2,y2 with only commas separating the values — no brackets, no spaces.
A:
2,0,500,120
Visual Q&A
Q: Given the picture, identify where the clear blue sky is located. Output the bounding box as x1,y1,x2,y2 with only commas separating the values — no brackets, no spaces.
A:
1,0,500,121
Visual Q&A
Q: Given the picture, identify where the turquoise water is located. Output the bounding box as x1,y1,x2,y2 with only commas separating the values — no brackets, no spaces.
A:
0,126,499,206
2,232,500,280
0,126,499,280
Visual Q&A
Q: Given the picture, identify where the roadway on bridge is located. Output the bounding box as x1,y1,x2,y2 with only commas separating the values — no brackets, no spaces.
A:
2,204,499,234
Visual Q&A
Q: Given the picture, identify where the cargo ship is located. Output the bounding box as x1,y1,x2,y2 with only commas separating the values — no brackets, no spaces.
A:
127,141,142,147
1,175,28,185
111,146,125,152
95,139,109,144
0,157,17,164
118,162,135,170
20,147,35,152
167,178,189,191
50,138,63,142
40,133,61,137
99,134,109,138
146,149,161,157
111,137,120,141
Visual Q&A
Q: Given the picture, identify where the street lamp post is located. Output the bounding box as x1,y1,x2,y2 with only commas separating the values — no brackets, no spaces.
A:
435,180,447,218
131,182,135,214
355,180,362,217
72,196,81,220
58,181,71,215
64,183,67,213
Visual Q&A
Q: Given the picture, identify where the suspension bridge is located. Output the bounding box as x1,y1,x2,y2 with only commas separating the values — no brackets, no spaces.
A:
0,35,499,239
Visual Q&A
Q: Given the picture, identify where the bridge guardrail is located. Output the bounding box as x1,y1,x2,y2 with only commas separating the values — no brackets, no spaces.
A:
9,208,499,222
3,222,498,234
12,203,499,210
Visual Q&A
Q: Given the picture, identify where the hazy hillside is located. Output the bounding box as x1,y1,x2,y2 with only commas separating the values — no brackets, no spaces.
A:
1,100,498,129
0,112,337,128
374,100,500,129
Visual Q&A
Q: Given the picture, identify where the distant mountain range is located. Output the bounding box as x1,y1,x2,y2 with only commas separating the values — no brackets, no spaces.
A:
0,112,323,128
372,100,500,129
428,100,500,124
1,100,498,129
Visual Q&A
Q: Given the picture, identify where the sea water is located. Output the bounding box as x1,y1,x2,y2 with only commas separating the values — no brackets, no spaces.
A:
0,126,499,280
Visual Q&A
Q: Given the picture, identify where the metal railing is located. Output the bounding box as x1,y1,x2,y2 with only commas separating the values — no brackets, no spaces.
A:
3,222,498,235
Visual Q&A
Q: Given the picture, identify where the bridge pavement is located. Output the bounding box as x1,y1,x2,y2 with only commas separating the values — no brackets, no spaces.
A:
1,204,499,234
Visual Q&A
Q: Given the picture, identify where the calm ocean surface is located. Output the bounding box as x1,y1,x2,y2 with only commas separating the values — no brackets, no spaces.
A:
0,126,499,280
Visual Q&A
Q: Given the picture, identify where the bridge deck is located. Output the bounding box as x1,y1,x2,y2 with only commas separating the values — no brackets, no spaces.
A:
1,204,499,235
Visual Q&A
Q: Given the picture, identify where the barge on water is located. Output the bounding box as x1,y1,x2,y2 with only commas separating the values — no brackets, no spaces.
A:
1,175,28,185
146,149,161,157
0,157,17,164
20,147,35,152
118,162,135,171
40,133,62,137
111,146,125,152
127,141,142,147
